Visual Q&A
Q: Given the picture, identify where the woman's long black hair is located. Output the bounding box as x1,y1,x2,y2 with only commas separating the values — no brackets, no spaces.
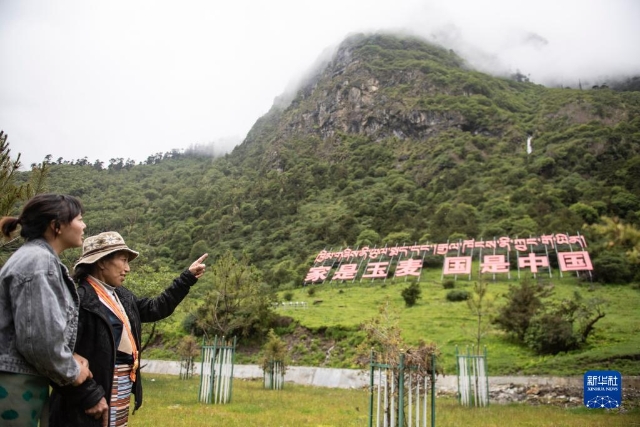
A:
0,194,84,240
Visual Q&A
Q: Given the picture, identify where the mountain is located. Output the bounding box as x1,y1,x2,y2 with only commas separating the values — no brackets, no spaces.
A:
23,33,640,285
229,32,640,256
8,32,640,374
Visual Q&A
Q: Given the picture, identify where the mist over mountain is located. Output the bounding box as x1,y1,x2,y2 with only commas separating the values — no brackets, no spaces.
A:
7,32,639,379
30,33,639,289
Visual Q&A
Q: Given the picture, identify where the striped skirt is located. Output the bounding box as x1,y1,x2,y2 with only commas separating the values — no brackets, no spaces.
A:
109,364,133,427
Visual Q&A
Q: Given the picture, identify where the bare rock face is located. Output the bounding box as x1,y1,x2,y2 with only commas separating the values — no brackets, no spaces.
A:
242,34,490,172
284,41,468,144
239,32,637,182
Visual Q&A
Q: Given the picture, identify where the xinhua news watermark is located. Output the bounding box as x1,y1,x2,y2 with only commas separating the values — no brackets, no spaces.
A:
584,370,622,409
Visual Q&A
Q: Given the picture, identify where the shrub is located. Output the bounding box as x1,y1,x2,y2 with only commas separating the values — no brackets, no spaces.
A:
271,316,295,335
401,281,422,307
593,252,633,284
283,291,294,302
569,202,599,224
442,279,455,289
307,286,316,297
260,329,288,373
423,255,444,268
293,343,308,355
181,313,200,335
177,335,200,359
446,290,470,302
524,293,605,356
524,313,579,354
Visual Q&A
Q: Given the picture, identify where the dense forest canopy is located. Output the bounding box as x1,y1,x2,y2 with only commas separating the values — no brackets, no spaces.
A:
10,33,640,287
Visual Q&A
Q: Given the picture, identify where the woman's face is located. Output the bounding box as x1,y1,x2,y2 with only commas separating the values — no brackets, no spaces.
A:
58,214,86,250
98,251,131,287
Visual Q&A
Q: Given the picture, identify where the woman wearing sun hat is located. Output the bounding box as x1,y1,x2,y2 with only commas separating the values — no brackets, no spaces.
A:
48,231,207,427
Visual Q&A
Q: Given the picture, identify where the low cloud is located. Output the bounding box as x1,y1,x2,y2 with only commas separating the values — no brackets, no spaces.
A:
1,0,638,167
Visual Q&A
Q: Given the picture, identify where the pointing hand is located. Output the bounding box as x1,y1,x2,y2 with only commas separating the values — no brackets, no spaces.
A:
189,253,208,278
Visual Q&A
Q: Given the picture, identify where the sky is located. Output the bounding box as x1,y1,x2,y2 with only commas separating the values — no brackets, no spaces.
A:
1,0,639,168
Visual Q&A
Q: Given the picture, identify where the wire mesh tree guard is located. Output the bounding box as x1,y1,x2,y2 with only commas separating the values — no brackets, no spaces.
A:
369,351,437,427
198,336,236,404
456,346,489,407
263,359,285,390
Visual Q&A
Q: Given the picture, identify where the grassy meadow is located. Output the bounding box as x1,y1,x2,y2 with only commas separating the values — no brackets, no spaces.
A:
274,271,640,376
129,375,639,427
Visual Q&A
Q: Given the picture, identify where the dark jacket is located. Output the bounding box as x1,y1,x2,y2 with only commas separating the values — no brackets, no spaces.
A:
48,270,198,426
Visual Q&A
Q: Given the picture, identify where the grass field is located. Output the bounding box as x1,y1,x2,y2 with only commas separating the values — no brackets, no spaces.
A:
141,271,640,378
129,375,639,427
275,274,640,376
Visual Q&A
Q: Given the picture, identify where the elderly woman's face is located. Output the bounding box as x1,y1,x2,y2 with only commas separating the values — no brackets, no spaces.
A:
98,251,131,287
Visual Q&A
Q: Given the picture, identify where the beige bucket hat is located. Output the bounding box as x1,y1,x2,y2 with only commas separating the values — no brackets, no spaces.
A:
74,231,139,268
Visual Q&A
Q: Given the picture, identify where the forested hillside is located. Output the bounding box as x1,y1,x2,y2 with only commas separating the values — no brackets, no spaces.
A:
29,33,639,287
7,33,640,373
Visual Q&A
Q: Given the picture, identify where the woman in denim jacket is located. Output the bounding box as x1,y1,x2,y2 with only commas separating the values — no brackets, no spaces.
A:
0,194,92,426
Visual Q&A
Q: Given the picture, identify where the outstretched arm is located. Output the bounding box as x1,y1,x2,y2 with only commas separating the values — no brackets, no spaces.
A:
135,253,209,322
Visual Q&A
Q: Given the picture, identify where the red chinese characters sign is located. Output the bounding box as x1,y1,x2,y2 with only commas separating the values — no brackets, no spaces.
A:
305,233,592,284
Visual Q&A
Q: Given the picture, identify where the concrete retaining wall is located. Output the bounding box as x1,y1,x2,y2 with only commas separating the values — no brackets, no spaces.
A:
141,359,639,392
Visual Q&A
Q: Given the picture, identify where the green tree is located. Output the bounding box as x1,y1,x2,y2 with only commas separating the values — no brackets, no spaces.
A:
195,251,272,338
493,279,553,341
189,240,210,261
383,231,412,245
0,131,49,217
588,216,640,265
355,298,440,378
524,312,577,355
592,252,633,284
0,130,26,217
569,202,599,225
176,335,200,379
1,131,49,265
466,281,494,352
355,299,405,366
268,259,296,288
524,292,605,355
259,329,288,374
356,229,380,247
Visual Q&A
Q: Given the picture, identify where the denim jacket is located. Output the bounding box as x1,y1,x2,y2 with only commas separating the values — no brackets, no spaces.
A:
0,238,80,386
